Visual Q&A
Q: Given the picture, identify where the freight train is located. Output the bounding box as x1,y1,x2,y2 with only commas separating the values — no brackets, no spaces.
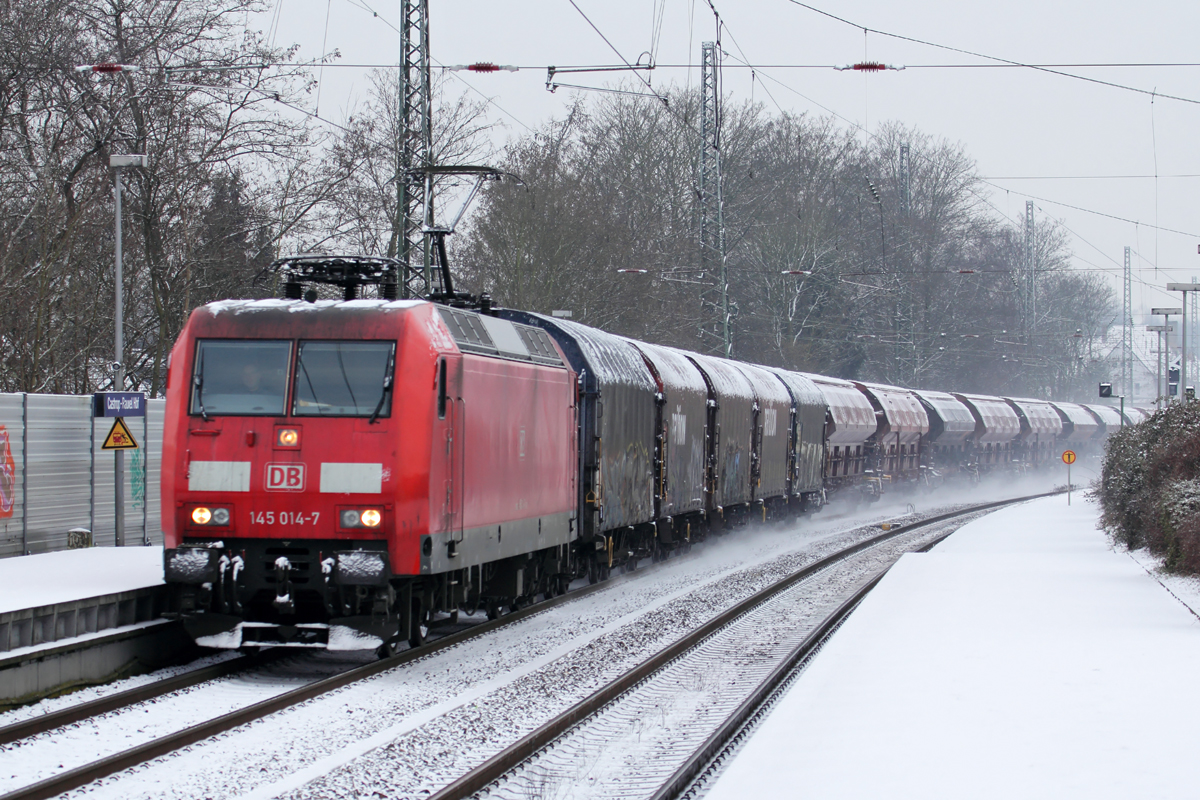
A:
161,256,1133,654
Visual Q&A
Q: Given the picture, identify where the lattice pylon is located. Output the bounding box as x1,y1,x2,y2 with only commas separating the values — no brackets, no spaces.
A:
698,41,730,356
390,0,434,299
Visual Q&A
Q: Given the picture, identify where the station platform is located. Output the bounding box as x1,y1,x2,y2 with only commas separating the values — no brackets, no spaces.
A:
0,545,164,618
0,546,174,705
705,494,1200,799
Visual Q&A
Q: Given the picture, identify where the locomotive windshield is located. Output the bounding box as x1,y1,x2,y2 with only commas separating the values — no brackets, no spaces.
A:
191,340,291,416
293,341,395,417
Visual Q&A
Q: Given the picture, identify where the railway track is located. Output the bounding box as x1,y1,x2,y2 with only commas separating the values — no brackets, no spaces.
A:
0,501,885,760
428,492,1055,800
0,491,1052,800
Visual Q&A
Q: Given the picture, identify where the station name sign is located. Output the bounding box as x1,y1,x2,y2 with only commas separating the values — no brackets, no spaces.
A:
93,391,147,418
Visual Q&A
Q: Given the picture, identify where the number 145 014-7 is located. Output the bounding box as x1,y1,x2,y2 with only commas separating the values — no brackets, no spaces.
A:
251,511,319,525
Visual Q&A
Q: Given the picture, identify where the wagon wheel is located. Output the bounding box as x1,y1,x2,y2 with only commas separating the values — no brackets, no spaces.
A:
376,621,405,659
407,598,430,648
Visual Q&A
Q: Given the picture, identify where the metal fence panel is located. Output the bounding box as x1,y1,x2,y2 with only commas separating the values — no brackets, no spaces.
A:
0,395,25,558
26,395,93,553
0,393,166,559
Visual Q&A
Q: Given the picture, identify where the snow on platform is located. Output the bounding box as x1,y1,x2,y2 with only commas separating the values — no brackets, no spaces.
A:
704,494,1200,800
0,546,163,614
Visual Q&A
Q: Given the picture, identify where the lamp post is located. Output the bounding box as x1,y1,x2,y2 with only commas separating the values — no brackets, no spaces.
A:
108,154,146,545
1167,285,1195,401
78,62,145,546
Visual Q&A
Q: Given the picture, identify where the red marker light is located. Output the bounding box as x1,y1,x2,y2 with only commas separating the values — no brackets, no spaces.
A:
75,63,141,74
445,63,517,73
835,62,903,73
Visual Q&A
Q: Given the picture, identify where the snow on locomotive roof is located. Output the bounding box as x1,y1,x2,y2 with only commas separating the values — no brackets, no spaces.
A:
203,298,426,315
438,307,564,366
911,390,976,438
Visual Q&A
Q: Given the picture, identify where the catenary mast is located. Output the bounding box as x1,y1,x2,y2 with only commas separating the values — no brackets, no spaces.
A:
391,0,434,299
699,41,730,357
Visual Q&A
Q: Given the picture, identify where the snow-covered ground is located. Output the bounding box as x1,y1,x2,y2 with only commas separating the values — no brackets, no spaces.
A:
0,545,162,614
702,494,1200,800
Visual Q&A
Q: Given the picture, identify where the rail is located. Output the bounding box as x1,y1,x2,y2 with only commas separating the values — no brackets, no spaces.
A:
426,490,1059,800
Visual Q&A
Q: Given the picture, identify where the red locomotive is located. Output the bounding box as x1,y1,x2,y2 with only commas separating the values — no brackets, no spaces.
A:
160,256,1126,655
162,260,577,653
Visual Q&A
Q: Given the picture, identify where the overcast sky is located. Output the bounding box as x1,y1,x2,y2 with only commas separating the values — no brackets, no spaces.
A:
256,0,1200,319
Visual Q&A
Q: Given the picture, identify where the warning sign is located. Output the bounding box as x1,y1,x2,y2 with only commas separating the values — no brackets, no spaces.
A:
102,417,139,450
1062,450,1076,465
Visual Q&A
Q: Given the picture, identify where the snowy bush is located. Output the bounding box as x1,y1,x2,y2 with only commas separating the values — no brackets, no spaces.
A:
1094,403,1200,572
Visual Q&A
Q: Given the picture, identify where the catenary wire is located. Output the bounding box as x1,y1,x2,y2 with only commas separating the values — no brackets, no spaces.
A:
781,0,1200,106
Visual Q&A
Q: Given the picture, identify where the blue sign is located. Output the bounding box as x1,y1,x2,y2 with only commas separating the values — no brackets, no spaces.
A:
93,391,147,418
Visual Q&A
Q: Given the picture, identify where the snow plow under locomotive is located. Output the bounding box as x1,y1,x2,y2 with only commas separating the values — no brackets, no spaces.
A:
161,256,1131,654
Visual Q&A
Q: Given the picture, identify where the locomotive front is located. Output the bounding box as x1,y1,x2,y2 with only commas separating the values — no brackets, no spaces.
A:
161,298,447,650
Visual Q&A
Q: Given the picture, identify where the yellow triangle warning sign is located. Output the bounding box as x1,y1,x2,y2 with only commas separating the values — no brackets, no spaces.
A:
102,417,139,450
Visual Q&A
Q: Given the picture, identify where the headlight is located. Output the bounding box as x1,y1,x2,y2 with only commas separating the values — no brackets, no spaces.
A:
190,506,230,526
277,428,300,447
339,508,383,529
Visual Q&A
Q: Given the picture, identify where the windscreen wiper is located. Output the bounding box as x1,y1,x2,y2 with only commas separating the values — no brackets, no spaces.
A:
368,374,393,424
194,350,209,421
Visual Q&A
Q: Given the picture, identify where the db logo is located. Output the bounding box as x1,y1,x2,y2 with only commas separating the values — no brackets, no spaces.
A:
265,463,306,492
